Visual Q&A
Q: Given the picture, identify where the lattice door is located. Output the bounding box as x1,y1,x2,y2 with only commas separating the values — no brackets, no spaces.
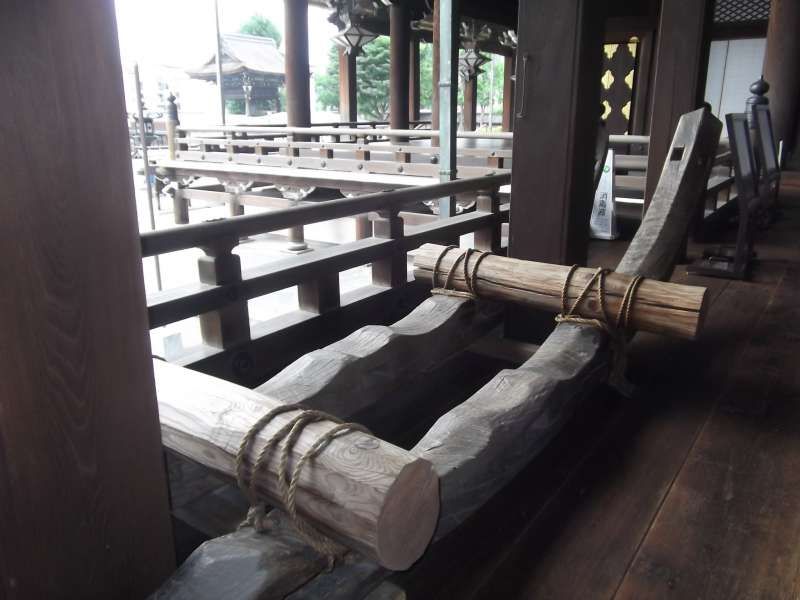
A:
600,40,638,135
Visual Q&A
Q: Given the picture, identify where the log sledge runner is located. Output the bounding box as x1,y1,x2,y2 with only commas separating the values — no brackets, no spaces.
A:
151,107,723,599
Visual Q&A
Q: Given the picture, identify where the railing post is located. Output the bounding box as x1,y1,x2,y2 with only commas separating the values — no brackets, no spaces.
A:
223,182,244,217
299,273,340,315
372,208,405,287
198,235,250,349
166,93,179,160
172,183,189,224
474,187,501,252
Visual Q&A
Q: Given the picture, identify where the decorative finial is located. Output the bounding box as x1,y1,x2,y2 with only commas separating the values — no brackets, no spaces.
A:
167,92,179,124
746,76,769,127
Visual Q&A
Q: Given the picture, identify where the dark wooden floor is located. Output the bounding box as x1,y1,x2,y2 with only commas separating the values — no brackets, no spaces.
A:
394,180,800,600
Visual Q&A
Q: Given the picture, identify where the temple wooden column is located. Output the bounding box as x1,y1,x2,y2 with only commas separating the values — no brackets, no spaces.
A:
463,75,478,131
502,53,515,131
284,0,310,251
762,0,800,167
644,0,712,210
506,0,605,340
285,0,311,128
432,0,440,144
338,47,358,123
0,0,174,596
409,35,421,122
389,1,411,133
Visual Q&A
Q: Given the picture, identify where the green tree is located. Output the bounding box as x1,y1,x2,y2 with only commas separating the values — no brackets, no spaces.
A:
315,46,341,111
239,14,282,45
314,37,392,120
476,56,504,128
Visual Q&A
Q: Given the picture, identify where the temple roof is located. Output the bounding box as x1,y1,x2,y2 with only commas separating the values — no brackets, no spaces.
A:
187,33,285,79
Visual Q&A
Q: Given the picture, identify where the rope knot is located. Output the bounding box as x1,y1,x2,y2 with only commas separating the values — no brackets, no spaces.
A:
235,405,372,570
430,245,492,299
556,265,644,397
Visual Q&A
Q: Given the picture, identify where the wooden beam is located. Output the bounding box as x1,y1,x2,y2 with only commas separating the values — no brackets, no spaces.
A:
413,245,708,340
431,0,440,143
501,54,515,131
338,47,358,123
409,35,421,122
0,0,174,596
763,0,800,167
389,2,411,133
154,360,439,571
644,0,713,211
463,75,478,132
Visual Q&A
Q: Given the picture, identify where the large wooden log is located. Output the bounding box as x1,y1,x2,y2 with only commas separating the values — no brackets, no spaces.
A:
412,244,708,339
153,359,439,570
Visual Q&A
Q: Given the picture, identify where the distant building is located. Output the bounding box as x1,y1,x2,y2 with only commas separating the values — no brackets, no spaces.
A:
187,33,285,116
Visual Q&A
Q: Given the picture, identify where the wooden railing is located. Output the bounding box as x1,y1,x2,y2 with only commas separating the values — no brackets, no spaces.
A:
144,173,511,386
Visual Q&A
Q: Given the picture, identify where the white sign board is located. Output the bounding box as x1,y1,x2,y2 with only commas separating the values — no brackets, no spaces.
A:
590,149,618,240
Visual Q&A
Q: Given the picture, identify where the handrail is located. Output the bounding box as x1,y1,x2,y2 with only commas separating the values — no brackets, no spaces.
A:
141,173,511,257
176,124,649,145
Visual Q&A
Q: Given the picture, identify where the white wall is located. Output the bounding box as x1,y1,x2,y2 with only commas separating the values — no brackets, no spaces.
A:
705,38,767,126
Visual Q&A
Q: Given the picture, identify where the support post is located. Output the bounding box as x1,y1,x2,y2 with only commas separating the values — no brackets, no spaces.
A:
372,209,405,287
438,0,460,216
284,0,311,256
409,34,421,122
762,0,800,167
506,0,605,341
338,47,358,123
463,75,478,131
502,54,515,132
0,1,174,595
285,0,311,129
644,0,713,211
389,1,411,135
432,0,440,145
474,188,501,252
214,0,226,125
198,236,250,349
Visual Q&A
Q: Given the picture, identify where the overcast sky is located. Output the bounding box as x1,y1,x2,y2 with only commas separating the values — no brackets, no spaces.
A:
114,0,337,72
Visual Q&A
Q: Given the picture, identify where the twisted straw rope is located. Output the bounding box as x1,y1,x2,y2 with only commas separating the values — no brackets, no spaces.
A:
235,405,371,569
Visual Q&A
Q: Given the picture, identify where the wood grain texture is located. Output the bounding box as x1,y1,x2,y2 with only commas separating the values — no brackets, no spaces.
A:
615,264,800,600
411,107,721,543
0,1,175,598
644,0,712,210
154,360,439,570
413,243,708,339
618,108,722,278
255,295,501,419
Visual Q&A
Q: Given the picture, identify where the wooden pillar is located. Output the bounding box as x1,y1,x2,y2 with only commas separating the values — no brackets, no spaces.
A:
644,0,712,210
502,53,515,131
506,0,605,341
409,35,421,122
0,0,175,596
762,0,800,166
284,0,310,251
389,1,411,132
284,0,311,128
463,75,478,131
338,47,358,123
508,0,605,266
431,0,440,143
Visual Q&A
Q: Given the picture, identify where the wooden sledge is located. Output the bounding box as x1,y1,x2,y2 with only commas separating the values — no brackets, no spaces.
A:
152,107,722,600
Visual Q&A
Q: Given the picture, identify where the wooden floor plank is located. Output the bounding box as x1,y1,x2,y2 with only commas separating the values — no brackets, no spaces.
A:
615,271,800,598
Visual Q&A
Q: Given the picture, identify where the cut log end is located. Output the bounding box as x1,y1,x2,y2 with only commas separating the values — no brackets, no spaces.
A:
377,458,440,570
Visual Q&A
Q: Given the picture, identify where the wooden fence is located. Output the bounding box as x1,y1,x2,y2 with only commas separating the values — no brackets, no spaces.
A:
143,173,510,387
